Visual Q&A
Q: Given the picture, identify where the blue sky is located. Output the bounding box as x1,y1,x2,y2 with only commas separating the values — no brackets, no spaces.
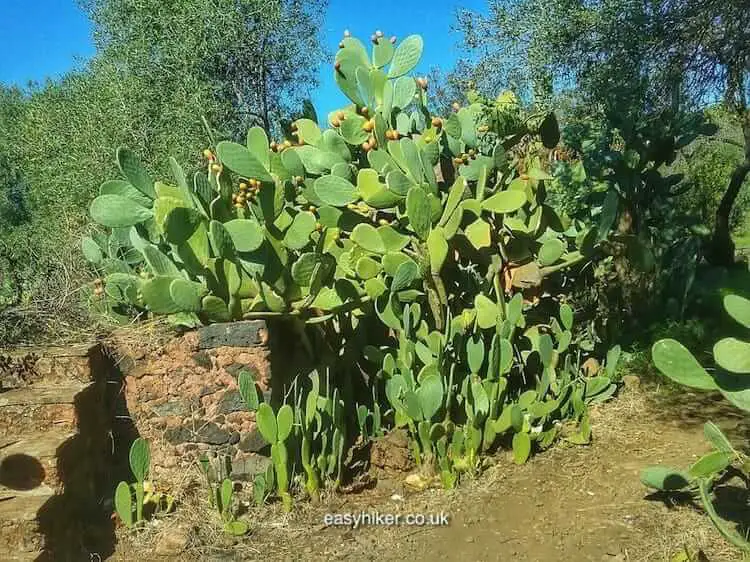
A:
0,0,485,117
0,1,95,86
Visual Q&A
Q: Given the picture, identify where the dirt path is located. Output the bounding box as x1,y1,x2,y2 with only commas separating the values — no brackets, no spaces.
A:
117,383,749,562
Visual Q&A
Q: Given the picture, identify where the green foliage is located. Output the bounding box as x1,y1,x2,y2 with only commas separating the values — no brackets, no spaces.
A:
237,368,348,509
652,294,750,408
84,59,614,329
645,293,750,553
198,454,249,536
0,0,326,344
115,438,174,529
456,0,748,123
540,107,725,349
457,0,749,267
675,107,750,233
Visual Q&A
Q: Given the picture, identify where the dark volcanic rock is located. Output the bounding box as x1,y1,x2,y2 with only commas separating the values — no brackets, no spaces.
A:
237,429,267,453
194,422,231,445
216,389,245,414
198,321,266,350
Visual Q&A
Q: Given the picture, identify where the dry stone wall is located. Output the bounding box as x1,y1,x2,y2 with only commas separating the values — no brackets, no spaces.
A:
110,320,275,482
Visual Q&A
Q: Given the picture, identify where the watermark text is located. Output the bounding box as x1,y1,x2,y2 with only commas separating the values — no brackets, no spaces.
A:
323,511,450,528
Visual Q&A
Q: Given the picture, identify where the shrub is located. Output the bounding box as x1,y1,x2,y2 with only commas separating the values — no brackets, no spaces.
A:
545,108,722,346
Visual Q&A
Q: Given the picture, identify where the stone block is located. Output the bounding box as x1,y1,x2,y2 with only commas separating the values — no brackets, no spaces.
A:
197,321,266,349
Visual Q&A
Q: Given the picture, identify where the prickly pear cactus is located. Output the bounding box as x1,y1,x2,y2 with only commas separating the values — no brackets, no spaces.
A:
645,292,750,553
86,29,620,505
84,29,613,331
652,293,750,410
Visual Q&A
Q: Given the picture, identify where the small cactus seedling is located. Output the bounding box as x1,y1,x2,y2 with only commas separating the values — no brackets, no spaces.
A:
256,402,295,511
198,455,248,536
115,438,172,529
238,369,262,411
253,464,276,507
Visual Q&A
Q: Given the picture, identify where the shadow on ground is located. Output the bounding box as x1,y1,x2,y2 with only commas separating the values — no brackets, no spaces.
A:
35,345,142,561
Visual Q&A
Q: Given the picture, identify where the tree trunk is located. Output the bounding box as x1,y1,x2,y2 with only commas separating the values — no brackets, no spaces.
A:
707,110,750,266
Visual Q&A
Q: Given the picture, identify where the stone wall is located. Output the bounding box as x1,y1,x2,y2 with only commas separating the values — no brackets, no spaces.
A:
0,343,116,560
110,320,274,483
0,344,105,438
